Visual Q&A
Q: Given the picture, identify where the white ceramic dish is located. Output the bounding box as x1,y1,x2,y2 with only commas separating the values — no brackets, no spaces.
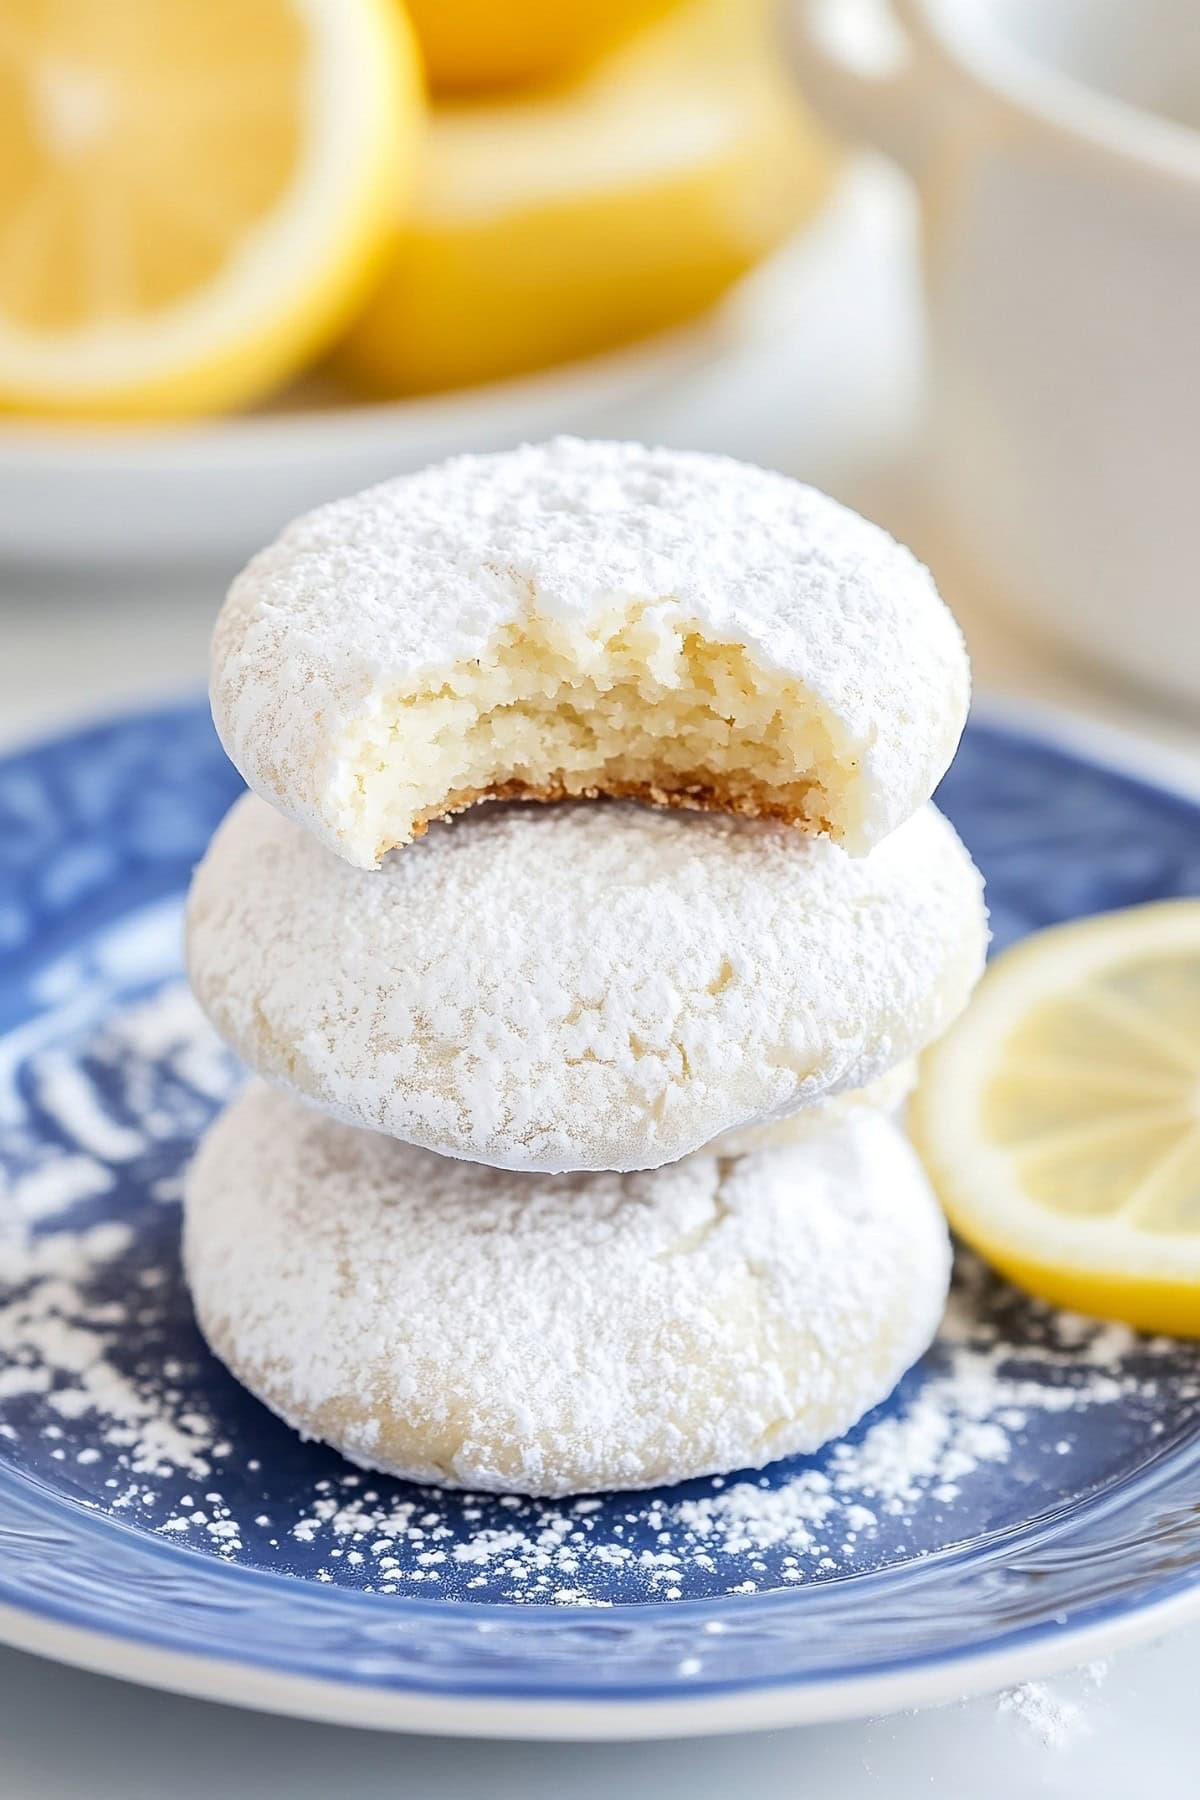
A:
785,0,1200,710
0,327,714,571
0,173,876,574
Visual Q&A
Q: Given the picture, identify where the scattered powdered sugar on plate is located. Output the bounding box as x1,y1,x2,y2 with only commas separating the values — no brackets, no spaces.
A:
0,1218,215,1479
4,965,1200,1606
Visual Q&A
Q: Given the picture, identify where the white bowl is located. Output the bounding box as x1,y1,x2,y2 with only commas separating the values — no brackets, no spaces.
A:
785,0,1200,710
0,167,922,576
0,324,726,571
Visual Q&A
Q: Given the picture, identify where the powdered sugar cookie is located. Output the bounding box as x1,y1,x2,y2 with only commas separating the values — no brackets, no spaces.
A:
713,1060,916,1157
184,1085,951,1497
186,796,986,1173
211,438,969,867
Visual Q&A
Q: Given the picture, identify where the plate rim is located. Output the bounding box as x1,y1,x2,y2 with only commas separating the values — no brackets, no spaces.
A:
5,1580,1200,1741
2,693,1200,1739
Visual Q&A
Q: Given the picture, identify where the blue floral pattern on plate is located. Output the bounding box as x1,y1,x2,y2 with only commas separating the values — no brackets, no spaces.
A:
2,701,1200,1718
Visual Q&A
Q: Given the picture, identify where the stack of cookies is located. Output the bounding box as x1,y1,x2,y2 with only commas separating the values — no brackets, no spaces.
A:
184,438,986,1499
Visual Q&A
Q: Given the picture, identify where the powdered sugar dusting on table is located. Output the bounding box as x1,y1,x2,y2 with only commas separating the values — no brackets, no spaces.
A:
4,974,1200,1605
998,1679,1089,1750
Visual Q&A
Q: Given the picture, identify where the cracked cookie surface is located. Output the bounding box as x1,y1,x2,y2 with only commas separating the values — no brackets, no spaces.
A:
186,795,986,1173
184,1085,951,1496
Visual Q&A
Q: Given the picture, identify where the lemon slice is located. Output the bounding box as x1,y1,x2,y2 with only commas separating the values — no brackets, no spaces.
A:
911,900,1200,1335
0,0,422,418
405,0,678,95
336,0,834,396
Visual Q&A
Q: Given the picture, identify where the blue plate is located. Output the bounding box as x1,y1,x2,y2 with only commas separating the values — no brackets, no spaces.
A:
2,701,1200,1738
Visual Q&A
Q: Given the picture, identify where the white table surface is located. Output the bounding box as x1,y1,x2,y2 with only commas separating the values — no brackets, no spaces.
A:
2,164,1199,1796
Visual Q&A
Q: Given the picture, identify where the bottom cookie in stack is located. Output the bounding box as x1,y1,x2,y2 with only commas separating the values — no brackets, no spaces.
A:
184,1083,950,1499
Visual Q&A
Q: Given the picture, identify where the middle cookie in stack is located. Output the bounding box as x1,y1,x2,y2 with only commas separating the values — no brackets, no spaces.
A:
188,797,984,1173
185,437,986,1497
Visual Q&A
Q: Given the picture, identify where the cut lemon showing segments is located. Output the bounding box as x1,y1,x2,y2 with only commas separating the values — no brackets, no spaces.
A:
911,900,1200,1336
336,0,835,396
0,0,423,419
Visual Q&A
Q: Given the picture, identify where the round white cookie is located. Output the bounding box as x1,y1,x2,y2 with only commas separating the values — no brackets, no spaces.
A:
187,796,987,1173
184,1085,952,1498
713,1060,916,1157
211,438,969,867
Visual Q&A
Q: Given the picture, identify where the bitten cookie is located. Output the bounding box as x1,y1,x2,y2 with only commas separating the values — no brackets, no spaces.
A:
184,1086,952,1498
187,796,987,1173
211,438,969,866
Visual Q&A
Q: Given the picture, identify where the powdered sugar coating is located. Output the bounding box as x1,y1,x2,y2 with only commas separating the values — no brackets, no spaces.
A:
183,1086,951,1497
186,795,987,1174
714,1060,916,1157
210,438,969,863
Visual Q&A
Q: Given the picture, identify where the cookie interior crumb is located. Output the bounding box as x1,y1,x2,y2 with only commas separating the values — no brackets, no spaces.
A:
333,602,855,862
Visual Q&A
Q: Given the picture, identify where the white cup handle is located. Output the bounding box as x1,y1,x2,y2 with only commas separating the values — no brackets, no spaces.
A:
779,0,941,176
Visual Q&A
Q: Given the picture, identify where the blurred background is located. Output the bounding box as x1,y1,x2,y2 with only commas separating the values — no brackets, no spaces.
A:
1,0,1197,751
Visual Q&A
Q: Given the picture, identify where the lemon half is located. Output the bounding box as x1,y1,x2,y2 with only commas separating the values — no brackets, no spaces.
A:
336,0,835,396
911,900,1200,1335
0,0,423,418
405,0,679,95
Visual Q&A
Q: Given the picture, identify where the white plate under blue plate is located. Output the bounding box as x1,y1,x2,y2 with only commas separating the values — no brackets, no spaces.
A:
1,701,1200,1740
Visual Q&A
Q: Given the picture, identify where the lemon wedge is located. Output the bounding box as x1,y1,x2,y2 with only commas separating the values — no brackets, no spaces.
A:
911,900,1200,1335
0,0,423,418
405,0,678,95
336,0,835,396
